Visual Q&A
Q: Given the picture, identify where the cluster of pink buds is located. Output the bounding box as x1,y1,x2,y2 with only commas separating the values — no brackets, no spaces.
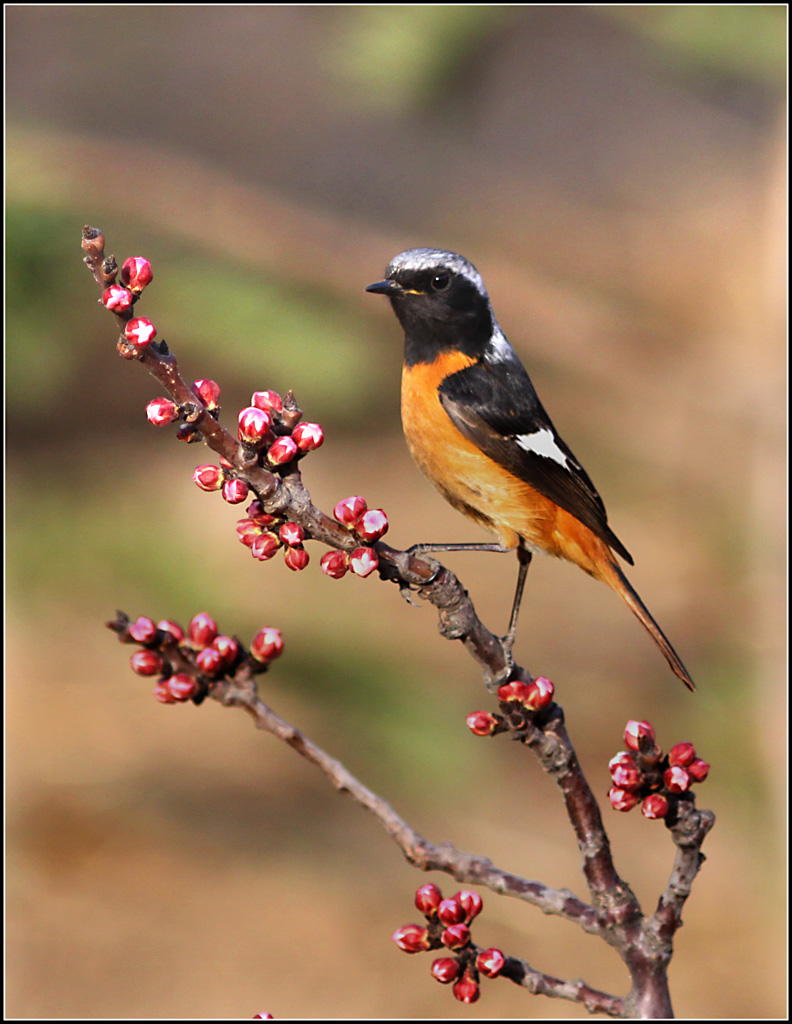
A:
236,389,323,468
466,675,555,738
109,610,283,707
234,500,310,571
608,720,710,820
318,497,389,580
391,884,506,1004
101,256,154,322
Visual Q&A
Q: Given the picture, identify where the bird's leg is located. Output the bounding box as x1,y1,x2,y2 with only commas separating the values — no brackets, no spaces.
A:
495,546,533,684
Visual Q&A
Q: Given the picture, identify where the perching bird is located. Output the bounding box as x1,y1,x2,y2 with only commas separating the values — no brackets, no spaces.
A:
366,248,694,690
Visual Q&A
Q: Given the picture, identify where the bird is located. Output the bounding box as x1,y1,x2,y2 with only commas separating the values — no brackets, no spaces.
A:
365,248,695,691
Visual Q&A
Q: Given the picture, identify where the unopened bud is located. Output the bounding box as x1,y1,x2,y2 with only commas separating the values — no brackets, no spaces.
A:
333,496,367,527
609,786,641,812
222,478,250,504
146,397,180,426
192,379,221,410
642,794,670,820
476,947,505,978
320,550,349,579
120,256,153,294
624,720,656,752
663,765,691,793
356,508,389,542
124,317,157,346
267,436,299,466
129,616,158,644
102,284,134,313
523,675,554,710
349,547,378,577
466,710,500,736
250,627,283,663
391,924,430,954
687,758,710,783
431,957,461,984
238,406,272,444
291,422,324,452
189,612,217,648
283,546,309,571
251,390,283,415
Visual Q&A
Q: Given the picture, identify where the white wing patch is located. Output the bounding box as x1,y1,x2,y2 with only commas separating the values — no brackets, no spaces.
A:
515,427,573,468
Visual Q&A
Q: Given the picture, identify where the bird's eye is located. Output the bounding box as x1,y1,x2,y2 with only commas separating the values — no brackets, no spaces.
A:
431,272,451,291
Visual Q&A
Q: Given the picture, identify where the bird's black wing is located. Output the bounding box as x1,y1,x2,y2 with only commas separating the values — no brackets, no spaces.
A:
438,357,633,563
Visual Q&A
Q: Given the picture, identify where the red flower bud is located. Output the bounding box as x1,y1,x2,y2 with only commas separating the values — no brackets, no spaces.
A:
356,508,389,542
348,547,378,577
610,763,644,792
663,766,691,793
146,397,180,426
291,422,324,452
194,464,224,493
251,531,282,561
452,969,480,1004
250,627,283,663
431,957,461,984
192,379,221,410
523,674,554,710
157,620,184,642
164,672,198,702
283,546,310,571
251,390,283,415
267,435,299,466
245,500,277,527
333,495,367,527
236,518,263,547
437,899,465,927
212,635,239,665
608,751,636,772
624,720,656,752
609,786,641,812
466,710,500,736
642,794,670,820
124,317,156,346
222,478,250,505
153,681,178,704
120,256,153,294
238,406,272,444
320,550,349,579
668,742,696,768
687,758,710,783
391,924,430,954
440,923,470,949
414,883,443,916
455,890,483,923
130,649,164,676
476,947,505,978
279,522,305,547
497,680,529,704
129,616,158,644
196,647,225,676
189,612,217,648
102,284,134,313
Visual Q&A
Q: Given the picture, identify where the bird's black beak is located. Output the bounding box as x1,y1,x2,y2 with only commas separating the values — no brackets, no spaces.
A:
365,278,401,296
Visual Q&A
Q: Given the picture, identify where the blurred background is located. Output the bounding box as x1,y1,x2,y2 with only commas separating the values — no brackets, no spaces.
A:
6,6,786,1019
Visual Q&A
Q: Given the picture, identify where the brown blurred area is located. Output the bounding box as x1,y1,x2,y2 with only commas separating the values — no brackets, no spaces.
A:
6,6,786,1019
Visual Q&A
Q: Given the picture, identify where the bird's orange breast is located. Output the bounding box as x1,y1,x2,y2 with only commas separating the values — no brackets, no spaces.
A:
401,355,617,581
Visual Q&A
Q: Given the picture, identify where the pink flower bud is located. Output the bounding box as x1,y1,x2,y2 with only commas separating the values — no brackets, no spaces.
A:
153,681,178,704
192,379,221,410
611,763,644,792
129,616,158,644
523,674,554,710
251,531,281,561
333,495,367,527
238,406,272,444
250,627,283,663
431,957,461,984
320,550,349,579
452,970,480,1004
157,620,184,642
497,680,529,704
391,923,431,954
348,547,378,577
609,786,641,812
120,256,153,293
245,500,277,527
440,923,470,950
130,650,164,676
455,890,483,923
236,518,263,547
642,794,670,820
437,899,465,927
687,758,710,783
124,317,157,346
668,742,696,768
189,612,217,648
414,883,443,916
222,478,250,504
624,720,656,752
251,390,283,415
466,710,500,736
663,766,691,793
196,647,225,676
609,751,636,772
291,422,324,452
146,397,180,426
102,284,134,313
476,947,506,978
267,435,299,466
283,546,310,571
165,672,198,702
278,522,305,547
212,635,239,665
356,508,389,542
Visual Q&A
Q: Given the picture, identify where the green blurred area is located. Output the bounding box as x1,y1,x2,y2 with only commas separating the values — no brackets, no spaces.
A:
6,5,786,1020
